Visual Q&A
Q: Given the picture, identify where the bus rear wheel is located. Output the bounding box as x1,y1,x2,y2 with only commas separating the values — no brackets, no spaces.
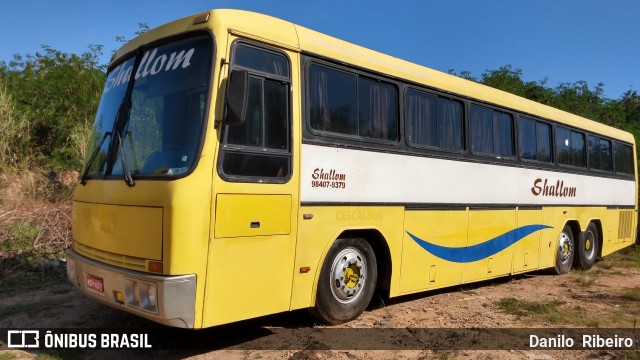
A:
311,237,377,325
554,225,575,275
575,222,599,270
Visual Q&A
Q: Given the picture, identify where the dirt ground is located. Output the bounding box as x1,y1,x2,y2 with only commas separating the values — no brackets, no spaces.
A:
0,252,639,359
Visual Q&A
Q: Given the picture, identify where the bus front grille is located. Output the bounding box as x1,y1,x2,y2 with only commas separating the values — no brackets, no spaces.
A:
75,242,147,271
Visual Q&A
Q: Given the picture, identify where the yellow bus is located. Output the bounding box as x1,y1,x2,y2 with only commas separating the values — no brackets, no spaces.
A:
66,9,638,328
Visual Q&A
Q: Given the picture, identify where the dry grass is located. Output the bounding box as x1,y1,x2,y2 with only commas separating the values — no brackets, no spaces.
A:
0,169,74,274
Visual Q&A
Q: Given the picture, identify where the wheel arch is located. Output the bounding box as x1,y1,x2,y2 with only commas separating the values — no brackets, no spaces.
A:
588,219,604,258
565,220,581,242
312,227,392,304
338,229,392,295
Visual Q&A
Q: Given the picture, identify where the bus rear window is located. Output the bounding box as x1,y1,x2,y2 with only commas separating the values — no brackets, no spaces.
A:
614,142,634,175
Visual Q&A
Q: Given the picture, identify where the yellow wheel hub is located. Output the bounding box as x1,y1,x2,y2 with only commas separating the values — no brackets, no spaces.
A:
344,265,360,289
585,239,591,250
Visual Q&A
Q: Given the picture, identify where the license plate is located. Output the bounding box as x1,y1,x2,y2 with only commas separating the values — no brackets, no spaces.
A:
87,274,104,293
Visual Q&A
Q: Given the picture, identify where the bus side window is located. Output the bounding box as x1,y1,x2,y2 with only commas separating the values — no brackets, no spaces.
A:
614,142,634,175
219,43,291,182
308,63,398,141
556,126,586,168
309,65,357,135
519,117,552,163
470,104,514,158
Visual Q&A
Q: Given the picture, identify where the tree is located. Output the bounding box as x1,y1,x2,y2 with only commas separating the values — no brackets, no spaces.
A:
0,45,106,169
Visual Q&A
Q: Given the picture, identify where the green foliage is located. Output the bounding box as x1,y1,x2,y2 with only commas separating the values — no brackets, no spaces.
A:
0,45,106,170
0,83,32,168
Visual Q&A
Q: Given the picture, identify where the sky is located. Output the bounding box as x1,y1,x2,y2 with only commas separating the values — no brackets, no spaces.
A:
1,0,638,100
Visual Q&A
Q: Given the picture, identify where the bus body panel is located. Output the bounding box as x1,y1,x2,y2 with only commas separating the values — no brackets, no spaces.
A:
400,210,466,293
512,209,544,273
463,210,517,283
72,202,163,261
300,144,635,208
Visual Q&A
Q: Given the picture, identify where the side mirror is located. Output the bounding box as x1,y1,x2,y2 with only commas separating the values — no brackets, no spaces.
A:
223,69,249,125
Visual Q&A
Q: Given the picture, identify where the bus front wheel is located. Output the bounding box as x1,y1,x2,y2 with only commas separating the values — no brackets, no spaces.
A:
554,225,575,275
575,222,599,270
311,237,378,325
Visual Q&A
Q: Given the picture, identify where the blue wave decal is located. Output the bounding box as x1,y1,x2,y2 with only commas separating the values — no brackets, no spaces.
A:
407,225,552,263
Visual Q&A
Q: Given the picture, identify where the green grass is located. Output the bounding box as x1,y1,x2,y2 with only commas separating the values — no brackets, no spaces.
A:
600,245,640,269
495,298,600,325
0,352,17,360
1,220,40,253
496,296,639,327
621,287,640,301
572,269,604,287
495,298,566,317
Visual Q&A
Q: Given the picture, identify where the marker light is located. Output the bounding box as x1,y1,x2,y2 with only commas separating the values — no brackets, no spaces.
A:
66,258,78,287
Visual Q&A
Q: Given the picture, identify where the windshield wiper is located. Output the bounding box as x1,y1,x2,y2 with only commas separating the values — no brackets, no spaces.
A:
80,131,112,185
117,130,135,187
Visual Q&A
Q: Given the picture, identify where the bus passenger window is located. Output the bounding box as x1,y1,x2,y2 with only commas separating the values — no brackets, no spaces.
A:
358,77,398,140
309,65,357,135
588,135,612,172
406,89,462,151
470,105,513,157
308,64,398,141
519,117,551,162
556,127,585,168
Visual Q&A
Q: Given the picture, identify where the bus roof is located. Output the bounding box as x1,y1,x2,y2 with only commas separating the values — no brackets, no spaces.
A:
115,9,634,144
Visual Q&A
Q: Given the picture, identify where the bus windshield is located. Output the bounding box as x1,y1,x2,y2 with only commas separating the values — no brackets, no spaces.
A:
83,34,213,179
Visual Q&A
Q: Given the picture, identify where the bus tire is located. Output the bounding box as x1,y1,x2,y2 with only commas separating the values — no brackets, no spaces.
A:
575,222,599,270
311,237,377,325
554,225,575,275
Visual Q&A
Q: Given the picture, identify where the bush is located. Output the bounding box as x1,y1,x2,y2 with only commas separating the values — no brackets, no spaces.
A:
0,45,106,170
0,83,31,168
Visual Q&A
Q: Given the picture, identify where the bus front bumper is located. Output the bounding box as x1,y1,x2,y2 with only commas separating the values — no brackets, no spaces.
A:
66,249,196,328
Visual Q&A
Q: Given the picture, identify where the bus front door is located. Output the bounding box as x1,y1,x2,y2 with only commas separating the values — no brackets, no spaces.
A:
203,38,299,326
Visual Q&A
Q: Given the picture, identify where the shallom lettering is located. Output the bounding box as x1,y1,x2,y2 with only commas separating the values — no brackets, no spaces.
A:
104,47,195,93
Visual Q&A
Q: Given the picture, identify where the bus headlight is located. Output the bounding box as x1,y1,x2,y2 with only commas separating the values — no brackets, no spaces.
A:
124,278,158,313
140,282,157,310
